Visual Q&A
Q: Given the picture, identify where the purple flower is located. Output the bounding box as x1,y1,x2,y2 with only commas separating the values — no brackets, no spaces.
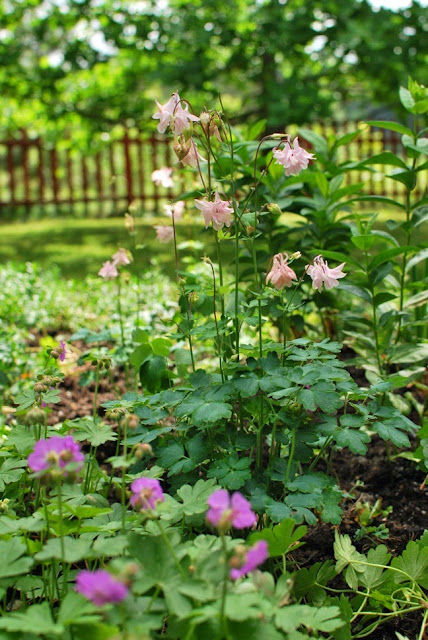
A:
130,477,164,511
75,570,128,606
59,341,67,362
28,435,84,478
230,540,269,580
206,489,256,530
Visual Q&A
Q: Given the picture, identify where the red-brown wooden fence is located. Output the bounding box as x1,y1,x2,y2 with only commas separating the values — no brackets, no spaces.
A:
0,123,425,218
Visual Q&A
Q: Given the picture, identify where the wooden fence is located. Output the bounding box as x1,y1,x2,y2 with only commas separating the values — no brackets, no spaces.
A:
0,123,425,218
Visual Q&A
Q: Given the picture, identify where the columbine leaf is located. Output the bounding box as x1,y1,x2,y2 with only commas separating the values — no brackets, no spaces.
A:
333,532,365,590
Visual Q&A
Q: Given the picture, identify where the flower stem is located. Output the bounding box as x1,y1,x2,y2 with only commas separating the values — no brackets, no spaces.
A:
220,534,230,639
154,519,185,578
56,481,67,598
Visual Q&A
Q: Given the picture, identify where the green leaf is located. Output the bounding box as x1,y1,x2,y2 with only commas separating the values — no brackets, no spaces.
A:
335,428,371,455
333,532,365,590
399,86,415,112
351,235,376,251
176,479,218,516
374,421,410,448
339,284,372,303
391,540,428,588
360,151,407,169
130,343,152,368
207,455,252,490
387,170,416,190
249,519,307,558
5,424,36,453
298,382,342,413
368,246,417,271
151,337,173,357
225,593,263,622
0,602,63,635
359,545,391,590
58,591,101,626
365,121,413,137
14,389,36,411
0,538,33,578
275,604,344,634
35,536,92,563
72,418,116,447
0,457,26,491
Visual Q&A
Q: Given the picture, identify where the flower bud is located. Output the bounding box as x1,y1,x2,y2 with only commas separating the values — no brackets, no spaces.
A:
33,382,47,393
134,443,153,459
124,414,139,430
24,406,47,426
291,251,301,260
0,499,10,513
266,203,282,216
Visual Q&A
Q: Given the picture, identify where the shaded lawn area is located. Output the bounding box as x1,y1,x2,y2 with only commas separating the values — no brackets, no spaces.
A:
0,209,417,278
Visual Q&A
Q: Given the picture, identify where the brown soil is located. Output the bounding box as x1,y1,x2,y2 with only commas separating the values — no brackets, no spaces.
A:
46,356,426,640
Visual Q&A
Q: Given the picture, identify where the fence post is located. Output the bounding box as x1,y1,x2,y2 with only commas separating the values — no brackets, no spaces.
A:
123,130,134,205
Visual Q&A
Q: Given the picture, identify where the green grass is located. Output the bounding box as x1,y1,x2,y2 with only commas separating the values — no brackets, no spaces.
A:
0,208,420,278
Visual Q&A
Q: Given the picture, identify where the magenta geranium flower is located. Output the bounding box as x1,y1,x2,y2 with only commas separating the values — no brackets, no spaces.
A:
98,260,119,280
306,255,347,292
59,340,67,362
206,489,256,530
230,540,269,580
28,435,84,478
266,253,297,290
130,477,165,511
273,137,315,176
195,190,233,231
75,570,128,606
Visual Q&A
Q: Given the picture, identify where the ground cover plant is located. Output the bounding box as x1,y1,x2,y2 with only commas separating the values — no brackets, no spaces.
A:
0,79,427,640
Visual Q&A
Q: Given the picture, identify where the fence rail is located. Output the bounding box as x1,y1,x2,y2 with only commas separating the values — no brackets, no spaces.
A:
0,123,425,218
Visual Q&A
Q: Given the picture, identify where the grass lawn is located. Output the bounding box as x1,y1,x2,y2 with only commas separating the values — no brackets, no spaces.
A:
0,208,415,278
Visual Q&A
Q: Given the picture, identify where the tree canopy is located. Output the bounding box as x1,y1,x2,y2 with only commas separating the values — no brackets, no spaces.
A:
1,0,427,142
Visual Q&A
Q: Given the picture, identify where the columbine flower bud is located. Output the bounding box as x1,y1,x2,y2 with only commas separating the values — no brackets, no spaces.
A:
124,213,135,232
291,251,301,260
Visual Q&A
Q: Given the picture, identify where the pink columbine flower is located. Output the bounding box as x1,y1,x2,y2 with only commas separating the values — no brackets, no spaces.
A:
229,540,269,580
75,570,128,606
98,261,119,280
273,137,315,176
154,225,174,243
206,489,256,530
306,254,347,292
28,435,84,478
195,191,233,231
164,200,185,220
112,248,132,267
266,253,297,289
130,477,165,511
152,91,199,135
151,167,174,188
